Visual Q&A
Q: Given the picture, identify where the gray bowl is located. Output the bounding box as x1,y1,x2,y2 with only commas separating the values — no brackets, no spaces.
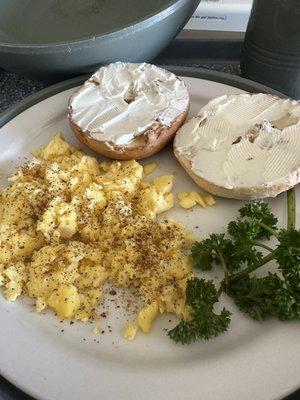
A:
0,0,200,79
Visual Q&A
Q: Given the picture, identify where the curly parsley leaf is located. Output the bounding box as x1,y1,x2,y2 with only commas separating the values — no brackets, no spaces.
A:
185,277,219,308
228,219,262,241
191,234,232,271
191,237,218,271
191,234,262,273
239,202,278,229
225,273,300,321
228,202,278,241
168,278,231,344
276,229,300,291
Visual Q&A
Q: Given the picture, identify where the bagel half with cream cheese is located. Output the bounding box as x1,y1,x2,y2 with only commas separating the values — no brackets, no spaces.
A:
68,62,190,160
174,93,300,200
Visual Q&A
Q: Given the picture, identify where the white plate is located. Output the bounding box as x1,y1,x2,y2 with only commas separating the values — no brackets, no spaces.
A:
0,77,299,400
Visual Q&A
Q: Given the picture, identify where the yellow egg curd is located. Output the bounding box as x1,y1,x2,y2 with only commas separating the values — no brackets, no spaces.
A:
0,133,194,338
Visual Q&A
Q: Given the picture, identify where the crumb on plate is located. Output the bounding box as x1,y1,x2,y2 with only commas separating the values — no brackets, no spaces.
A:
92,326,101,335
122,322,139,341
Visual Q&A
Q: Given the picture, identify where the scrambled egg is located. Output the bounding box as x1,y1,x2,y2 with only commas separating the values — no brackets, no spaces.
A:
143,162,157,175
178,192,216,209
0,133,194,338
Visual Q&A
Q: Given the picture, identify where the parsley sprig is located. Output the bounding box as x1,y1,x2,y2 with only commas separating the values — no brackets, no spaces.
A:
168,278,231,343
169,188,300,344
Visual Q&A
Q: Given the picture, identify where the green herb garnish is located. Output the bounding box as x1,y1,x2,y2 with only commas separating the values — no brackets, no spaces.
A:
169,188,300,344
168,278,231,344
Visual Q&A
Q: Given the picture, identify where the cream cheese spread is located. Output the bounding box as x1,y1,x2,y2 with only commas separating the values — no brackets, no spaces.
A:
69,62,189,146
174,93,300,189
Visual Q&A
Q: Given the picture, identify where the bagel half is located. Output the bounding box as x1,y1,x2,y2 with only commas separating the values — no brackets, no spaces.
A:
70,109,189,160
68,62,190,160
174,93,300,200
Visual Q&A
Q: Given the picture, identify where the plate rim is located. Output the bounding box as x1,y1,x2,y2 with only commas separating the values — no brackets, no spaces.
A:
0,67,298,400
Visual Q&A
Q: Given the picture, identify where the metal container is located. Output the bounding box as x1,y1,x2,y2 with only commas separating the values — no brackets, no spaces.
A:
0,0,199,79
241,0,300,99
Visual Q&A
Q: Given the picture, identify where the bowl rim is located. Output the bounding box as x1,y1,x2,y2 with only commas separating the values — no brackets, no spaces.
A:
0,0,190,50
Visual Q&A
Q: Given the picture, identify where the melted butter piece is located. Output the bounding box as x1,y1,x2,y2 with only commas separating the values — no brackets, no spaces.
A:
175,93,300,189
69,62,189,145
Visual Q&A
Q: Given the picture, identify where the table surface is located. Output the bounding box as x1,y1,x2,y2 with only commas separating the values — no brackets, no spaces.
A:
0,62,299,400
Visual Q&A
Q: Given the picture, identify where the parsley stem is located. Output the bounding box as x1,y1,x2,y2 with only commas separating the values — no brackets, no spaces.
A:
287,188,296,230
254,220,279,238
253,241,274,252
218,252,229,283
229,252,276,282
